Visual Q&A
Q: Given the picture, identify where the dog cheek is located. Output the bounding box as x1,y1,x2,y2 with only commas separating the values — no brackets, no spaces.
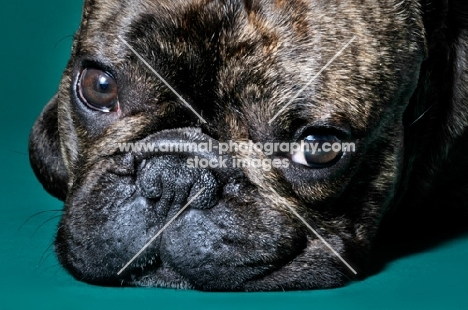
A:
29,95,69,200
243,238,349,291
54,172,160,284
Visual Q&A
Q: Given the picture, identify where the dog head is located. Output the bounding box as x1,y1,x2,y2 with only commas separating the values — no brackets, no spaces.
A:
29,0,467,290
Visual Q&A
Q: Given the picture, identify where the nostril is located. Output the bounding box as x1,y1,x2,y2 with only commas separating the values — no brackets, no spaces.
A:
138,160,163,199
137,156,221,209
188,170,220,209
140,173,163,199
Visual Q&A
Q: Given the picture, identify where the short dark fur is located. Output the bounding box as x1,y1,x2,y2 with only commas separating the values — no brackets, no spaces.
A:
29,0,468,291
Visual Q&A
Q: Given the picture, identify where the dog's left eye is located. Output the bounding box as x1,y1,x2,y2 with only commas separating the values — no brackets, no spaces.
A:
78,68,119,112
292,135,343,168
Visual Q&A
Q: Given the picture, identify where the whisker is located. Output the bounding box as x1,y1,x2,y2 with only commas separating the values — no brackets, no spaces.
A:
54,34,74,50
31,215,62,237
37,242,55,268
9,150,28,156
41,263,62,274
19,210,63,231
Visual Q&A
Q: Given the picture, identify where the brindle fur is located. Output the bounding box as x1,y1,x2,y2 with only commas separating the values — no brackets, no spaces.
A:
29,0,468,291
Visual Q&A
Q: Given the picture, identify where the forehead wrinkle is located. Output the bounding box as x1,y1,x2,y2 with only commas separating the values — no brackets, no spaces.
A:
266,0,424,119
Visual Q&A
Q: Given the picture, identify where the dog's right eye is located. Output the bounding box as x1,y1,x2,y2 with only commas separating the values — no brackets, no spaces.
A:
291,135,343,168
78,68,119,112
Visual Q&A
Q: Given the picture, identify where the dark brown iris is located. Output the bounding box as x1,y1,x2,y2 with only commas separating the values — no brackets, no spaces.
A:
78,68,119,112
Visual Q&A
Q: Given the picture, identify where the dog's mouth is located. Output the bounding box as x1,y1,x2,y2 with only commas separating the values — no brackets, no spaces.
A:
55,128,322,290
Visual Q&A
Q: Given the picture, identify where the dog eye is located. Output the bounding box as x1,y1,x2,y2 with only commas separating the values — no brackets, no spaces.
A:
292,135,343,168
78,68,119,112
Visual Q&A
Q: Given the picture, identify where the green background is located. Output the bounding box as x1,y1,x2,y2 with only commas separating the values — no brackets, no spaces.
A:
1,1,467,309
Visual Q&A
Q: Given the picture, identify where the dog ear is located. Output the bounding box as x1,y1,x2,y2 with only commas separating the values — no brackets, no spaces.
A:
29,94,68,201
405,0,468,129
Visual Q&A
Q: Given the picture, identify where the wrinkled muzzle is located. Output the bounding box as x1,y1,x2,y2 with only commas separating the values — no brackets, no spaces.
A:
55,128,307,290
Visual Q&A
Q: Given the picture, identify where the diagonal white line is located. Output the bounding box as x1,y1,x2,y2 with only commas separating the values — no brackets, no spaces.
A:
118,36,207,124
268,36,357,124
282,203,357,275
117,187,206,275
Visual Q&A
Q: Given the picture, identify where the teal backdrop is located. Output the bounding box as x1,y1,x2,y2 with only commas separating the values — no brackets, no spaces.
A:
0,1,467,309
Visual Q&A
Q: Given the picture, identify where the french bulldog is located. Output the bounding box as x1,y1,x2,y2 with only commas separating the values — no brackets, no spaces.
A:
29,0,468,291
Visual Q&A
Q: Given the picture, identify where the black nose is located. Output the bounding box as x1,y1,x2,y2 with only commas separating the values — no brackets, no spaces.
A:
138,155,220,209
134,128,241,211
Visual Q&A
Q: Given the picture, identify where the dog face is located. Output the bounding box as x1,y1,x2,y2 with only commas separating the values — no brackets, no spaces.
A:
29,0,467,291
